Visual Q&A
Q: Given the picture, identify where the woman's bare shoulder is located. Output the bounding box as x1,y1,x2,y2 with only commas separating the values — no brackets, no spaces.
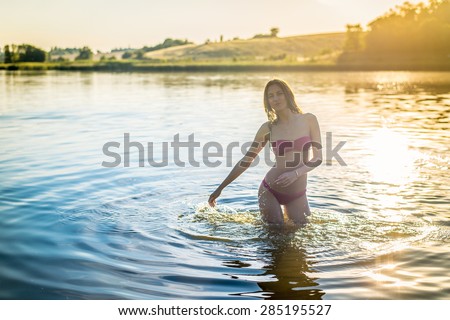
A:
259,121,271,131
304,112,318,123
256,121,271,139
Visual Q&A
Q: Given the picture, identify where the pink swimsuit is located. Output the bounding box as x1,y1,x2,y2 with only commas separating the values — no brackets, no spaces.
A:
271,135,312,157
261,136,311,205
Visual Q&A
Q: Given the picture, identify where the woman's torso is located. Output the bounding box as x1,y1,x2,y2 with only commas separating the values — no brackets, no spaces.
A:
264,114,311,193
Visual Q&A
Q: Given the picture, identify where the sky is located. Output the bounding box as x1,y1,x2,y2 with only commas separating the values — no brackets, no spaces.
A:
0,0,420,51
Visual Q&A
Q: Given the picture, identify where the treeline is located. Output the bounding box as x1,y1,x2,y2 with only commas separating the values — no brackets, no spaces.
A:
3,44,46,63
340,0,450,62
122,38,191,59
143,38,191,52
1,38,192,63
2,44,94,63
252,27,280,39
49,47,80,55
341,0,450,62
367,0,449,55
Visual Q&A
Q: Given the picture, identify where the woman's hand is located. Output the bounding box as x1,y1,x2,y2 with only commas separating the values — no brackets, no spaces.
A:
208,189,222,207
275,170,299,188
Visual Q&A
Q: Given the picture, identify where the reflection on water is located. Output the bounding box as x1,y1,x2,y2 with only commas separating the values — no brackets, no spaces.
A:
242,237,324,300
180,205,325,299
0,70,449,299
343,72,450,132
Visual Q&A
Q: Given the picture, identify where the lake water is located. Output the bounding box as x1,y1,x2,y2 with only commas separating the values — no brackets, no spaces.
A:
0,70,449,299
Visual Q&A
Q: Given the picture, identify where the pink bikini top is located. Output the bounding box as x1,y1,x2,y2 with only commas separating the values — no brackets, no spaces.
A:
271,136,312,156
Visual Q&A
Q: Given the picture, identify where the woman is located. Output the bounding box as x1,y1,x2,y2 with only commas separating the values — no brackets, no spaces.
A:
208,79,323,225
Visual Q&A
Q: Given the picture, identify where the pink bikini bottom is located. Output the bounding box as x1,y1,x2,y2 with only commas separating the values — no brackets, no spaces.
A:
261,178,306,205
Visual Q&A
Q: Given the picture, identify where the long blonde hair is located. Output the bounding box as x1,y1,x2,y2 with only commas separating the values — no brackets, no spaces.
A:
263,79,303,124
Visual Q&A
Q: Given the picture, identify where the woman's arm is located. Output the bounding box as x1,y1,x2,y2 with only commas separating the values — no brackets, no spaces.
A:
296,113,323,175
208,122,270,207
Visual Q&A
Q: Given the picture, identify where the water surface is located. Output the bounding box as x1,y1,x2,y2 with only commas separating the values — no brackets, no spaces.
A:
0,71,449,299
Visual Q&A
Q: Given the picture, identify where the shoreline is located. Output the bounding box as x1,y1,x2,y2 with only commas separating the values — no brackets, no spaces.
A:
1,62,450,72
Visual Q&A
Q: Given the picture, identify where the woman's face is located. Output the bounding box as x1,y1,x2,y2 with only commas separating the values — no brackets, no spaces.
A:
267,84,287,112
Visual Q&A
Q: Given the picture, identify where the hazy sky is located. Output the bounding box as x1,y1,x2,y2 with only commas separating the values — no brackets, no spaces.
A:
1,0,418,51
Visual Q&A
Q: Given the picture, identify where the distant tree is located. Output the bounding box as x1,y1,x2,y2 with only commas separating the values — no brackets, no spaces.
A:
100,55,116,61
10,45,19,63
253,33,270,39
365,0,450,56
75,46,93,60
4,45,12,63
270,27,280,37
19,44,47,62
254,27,280,39
122,51,133,59
338,0,450,66
220,35,223,42
50,47,79,55
135,50,144,59
142,38,193,53
3,44,46,62
344,24,364,52
111,47,135,52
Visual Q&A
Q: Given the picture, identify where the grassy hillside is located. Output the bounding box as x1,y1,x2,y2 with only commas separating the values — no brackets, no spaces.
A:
144,33,346,63
5,31,446,71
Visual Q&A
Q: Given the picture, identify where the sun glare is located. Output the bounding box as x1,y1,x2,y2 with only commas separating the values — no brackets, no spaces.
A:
365,127,420,186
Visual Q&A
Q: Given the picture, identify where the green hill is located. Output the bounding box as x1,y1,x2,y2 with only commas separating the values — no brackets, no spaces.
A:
144,33,346,63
